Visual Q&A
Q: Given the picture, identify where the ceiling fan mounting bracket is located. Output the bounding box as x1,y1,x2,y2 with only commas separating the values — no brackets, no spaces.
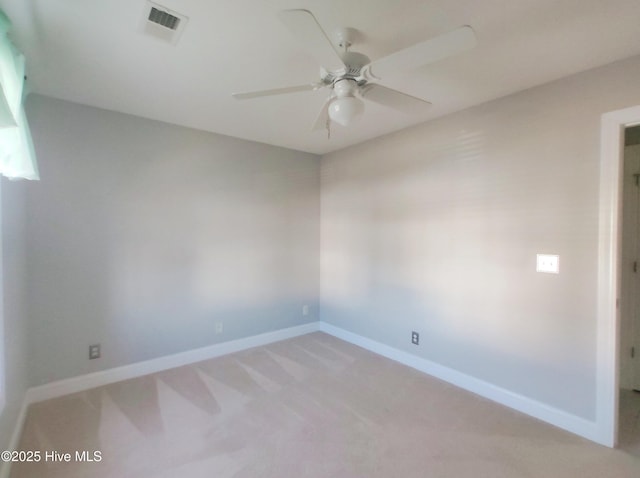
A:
334,27,358,51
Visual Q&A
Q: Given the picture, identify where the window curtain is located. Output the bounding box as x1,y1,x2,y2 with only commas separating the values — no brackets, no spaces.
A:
0,9,38,180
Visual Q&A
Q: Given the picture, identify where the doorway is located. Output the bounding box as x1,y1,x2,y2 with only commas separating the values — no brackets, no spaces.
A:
620,126,640,392
618,126,640,454
597,105,640,449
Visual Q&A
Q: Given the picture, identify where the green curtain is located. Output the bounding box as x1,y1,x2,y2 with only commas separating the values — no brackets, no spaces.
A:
0,8,38,180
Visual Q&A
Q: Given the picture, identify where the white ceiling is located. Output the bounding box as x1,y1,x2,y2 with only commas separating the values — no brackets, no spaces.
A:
2,0,640,155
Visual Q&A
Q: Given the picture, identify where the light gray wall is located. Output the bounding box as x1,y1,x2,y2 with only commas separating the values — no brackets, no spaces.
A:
25,95,320,386
321,55,640,421
0,178,29,451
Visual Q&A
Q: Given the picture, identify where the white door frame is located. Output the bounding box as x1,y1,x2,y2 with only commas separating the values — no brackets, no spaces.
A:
597,105,640,447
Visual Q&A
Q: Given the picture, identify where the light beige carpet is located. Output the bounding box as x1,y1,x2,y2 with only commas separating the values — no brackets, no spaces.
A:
619,388,640,457
11,332,640,477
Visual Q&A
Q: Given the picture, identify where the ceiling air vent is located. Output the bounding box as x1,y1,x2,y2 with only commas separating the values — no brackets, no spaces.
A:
148,7,180,30
141,1,188,45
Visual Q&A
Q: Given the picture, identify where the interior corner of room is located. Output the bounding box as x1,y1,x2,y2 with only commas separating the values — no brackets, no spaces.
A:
1,1,640,476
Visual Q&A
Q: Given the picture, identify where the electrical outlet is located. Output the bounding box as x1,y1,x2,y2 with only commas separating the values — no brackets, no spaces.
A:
411,331,419,345
89,344,101,360
302,304,309,316
215,322,223,334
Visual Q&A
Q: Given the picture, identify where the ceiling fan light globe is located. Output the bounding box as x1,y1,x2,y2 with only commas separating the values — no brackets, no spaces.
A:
328,96,364,126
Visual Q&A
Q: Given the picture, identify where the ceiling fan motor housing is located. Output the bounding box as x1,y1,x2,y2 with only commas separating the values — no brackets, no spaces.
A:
320,49,371,87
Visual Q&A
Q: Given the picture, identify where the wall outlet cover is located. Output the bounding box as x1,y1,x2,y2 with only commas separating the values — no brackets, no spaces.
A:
536,254,560,273
411,331,419,345
89,344,101,360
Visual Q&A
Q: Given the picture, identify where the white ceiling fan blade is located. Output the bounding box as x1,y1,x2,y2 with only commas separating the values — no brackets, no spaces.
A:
368,26,477,80
312,97,332,131
361,84,431,114
232,83,320,100
277,9,345,72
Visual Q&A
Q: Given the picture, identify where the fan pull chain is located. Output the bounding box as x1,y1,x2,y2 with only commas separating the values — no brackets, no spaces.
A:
326,117,331,140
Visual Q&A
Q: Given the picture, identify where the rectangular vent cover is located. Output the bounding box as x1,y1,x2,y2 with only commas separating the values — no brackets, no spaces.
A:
141,2,188,44
148,7,180,30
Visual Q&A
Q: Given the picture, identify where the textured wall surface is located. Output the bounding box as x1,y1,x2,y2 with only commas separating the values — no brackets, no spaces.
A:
0,178,29,451
25,96,320,386
321,55,640,420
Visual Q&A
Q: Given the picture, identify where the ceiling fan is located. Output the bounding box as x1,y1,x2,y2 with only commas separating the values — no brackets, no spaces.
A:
232,9,477,131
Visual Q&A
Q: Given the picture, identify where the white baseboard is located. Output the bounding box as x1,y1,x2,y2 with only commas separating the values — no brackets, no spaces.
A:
27,322,320,404
3,322,320,478
319,322,603,446
0,395,30,478
8,318,607,467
